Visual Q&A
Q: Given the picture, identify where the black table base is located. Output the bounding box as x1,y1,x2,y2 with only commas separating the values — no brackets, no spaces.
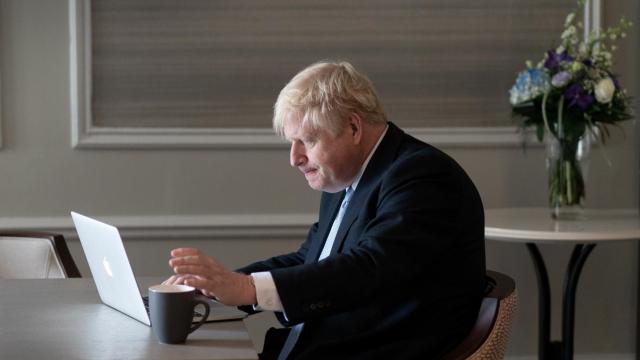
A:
526,243,596,360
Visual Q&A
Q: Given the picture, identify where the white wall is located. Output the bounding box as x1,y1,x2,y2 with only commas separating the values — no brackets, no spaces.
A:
0,0,638,357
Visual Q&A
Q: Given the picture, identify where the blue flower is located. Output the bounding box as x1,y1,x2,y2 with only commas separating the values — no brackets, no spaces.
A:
509,69,550,105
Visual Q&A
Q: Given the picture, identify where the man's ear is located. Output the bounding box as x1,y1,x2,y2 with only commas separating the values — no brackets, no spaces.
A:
349,113,363,144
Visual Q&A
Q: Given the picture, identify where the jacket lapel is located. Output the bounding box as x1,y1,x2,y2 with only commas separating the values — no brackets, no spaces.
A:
328,122,406,257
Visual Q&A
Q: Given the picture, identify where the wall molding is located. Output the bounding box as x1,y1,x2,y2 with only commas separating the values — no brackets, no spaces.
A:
0,213,316,241
71,124,537,149
68,0,538,149
0,69,3,149
0,11,3,150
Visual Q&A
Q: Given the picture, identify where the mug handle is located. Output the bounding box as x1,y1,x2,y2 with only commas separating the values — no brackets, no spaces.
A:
189,296,211,334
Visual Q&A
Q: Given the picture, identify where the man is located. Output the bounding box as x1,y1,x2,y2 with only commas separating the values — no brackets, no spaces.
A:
166,61,486,359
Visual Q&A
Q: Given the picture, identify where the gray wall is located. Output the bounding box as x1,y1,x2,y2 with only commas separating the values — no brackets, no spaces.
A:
1,0,638,357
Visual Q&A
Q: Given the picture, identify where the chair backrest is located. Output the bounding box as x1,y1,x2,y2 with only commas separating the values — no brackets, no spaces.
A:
442,270,518,360
0,231,81,278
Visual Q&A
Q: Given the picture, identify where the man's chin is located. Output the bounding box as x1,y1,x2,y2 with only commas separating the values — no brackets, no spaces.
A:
305,177,345,193
307,180,329,192
312,183,345,193
307,181,323,191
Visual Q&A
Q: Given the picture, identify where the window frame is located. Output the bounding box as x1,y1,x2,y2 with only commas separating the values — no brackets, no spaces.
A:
69,0,600,149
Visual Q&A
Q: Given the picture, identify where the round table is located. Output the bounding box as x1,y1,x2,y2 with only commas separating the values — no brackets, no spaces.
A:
485,208,640,360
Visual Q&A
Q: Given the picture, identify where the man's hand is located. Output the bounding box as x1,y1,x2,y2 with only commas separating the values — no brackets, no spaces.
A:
165,248,257,306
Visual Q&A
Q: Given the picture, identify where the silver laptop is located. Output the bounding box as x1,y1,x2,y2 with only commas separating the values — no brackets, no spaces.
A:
71,211,246,326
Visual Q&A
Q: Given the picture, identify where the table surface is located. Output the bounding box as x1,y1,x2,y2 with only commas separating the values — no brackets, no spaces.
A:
485,208,640,244
0,277,258,360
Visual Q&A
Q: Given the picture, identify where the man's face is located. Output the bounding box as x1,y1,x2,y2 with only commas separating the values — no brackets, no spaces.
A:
284,118,361,193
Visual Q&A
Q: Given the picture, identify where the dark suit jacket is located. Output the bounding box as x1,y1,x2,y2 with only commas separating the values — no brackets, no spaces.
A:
239,122,486,359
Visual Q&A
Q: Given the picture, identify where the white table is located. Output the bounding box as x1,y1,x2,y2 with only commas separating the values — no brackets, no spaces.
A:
485,208,640,360
0,277,258,360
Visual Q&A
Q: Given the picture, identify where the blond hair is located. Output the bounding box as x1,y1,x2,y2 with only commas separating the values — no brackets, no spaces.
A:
273,61,387,138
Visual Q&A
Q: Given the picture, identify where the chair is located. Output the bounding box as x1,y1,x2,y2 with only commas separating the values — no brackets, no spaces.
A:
0,231,81,278
442,270,518,360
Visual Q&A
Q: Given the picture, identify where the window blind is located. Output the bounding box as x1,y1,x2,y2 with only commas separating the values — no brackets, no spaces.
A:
91,0,574,129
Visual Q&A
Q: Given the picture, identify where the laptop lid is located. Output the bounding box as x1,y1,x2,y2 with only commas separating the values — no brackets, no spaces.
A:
71,212,151,326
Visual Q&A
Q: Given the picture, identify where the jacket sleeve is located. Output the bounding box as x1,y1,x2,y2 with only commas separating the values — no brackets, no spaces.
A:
234,222,319,315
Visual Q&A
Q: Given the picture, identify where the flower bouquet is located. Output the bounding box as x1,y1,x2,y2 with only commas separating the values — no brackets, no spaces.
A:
509,0,633,219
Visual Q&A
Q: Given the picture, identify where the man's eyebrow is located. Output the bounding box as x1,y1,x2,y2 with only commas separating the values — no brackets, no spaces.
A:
304,127,320,139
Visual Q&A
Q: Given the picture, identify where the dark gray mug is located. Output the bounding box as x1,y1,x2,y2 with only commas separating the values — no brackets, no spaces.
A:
148,284,211,344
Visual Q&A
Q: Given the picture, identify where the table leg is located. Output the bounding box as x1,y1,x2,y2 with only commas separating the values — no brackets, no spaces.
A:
526,243,553,360
562,244,596,360
527,242,597,360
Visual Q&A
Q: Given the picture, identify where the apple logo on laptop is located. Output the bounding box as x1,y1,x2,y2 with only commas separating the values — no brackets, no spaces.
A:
102,256,114,278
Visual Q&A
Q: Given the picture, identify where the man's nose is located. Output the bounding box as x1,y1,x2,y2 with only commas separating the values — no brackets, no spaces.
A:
290,143,306,167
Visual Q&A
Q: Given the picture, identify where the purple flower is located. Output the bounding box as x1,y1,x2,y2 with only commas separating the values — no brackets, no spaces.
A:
544,51,573,72
607,73,621,90
564,83,594,110
551,71,571,87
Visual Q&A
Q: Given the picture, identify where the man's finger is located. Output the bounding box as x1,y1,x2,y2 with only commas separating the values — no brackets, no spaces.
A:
168,255,205,267
183,277,211,291
173,264,211,276
170,248,201,257
162,275,177,285
163,275,187,285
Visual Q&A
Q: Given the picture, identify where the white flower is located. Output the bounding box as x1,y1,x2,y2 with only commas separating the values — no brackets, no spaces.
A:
594,78,615,103
561,26,577,40
565,12,576,27
578,42,588,56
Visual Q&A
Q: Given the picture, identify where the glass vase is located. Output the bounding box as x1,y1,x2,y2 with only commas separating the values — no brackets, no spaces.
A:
545,133,591,220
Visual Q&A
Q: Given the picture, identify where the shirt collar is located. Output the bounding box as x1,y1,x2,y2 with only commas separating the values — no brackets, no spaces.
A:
349,124,388,192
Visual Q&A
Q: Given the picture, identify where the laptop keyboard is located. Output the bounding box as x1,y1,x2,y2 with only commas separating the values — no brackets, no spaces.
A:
141,296,205,318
